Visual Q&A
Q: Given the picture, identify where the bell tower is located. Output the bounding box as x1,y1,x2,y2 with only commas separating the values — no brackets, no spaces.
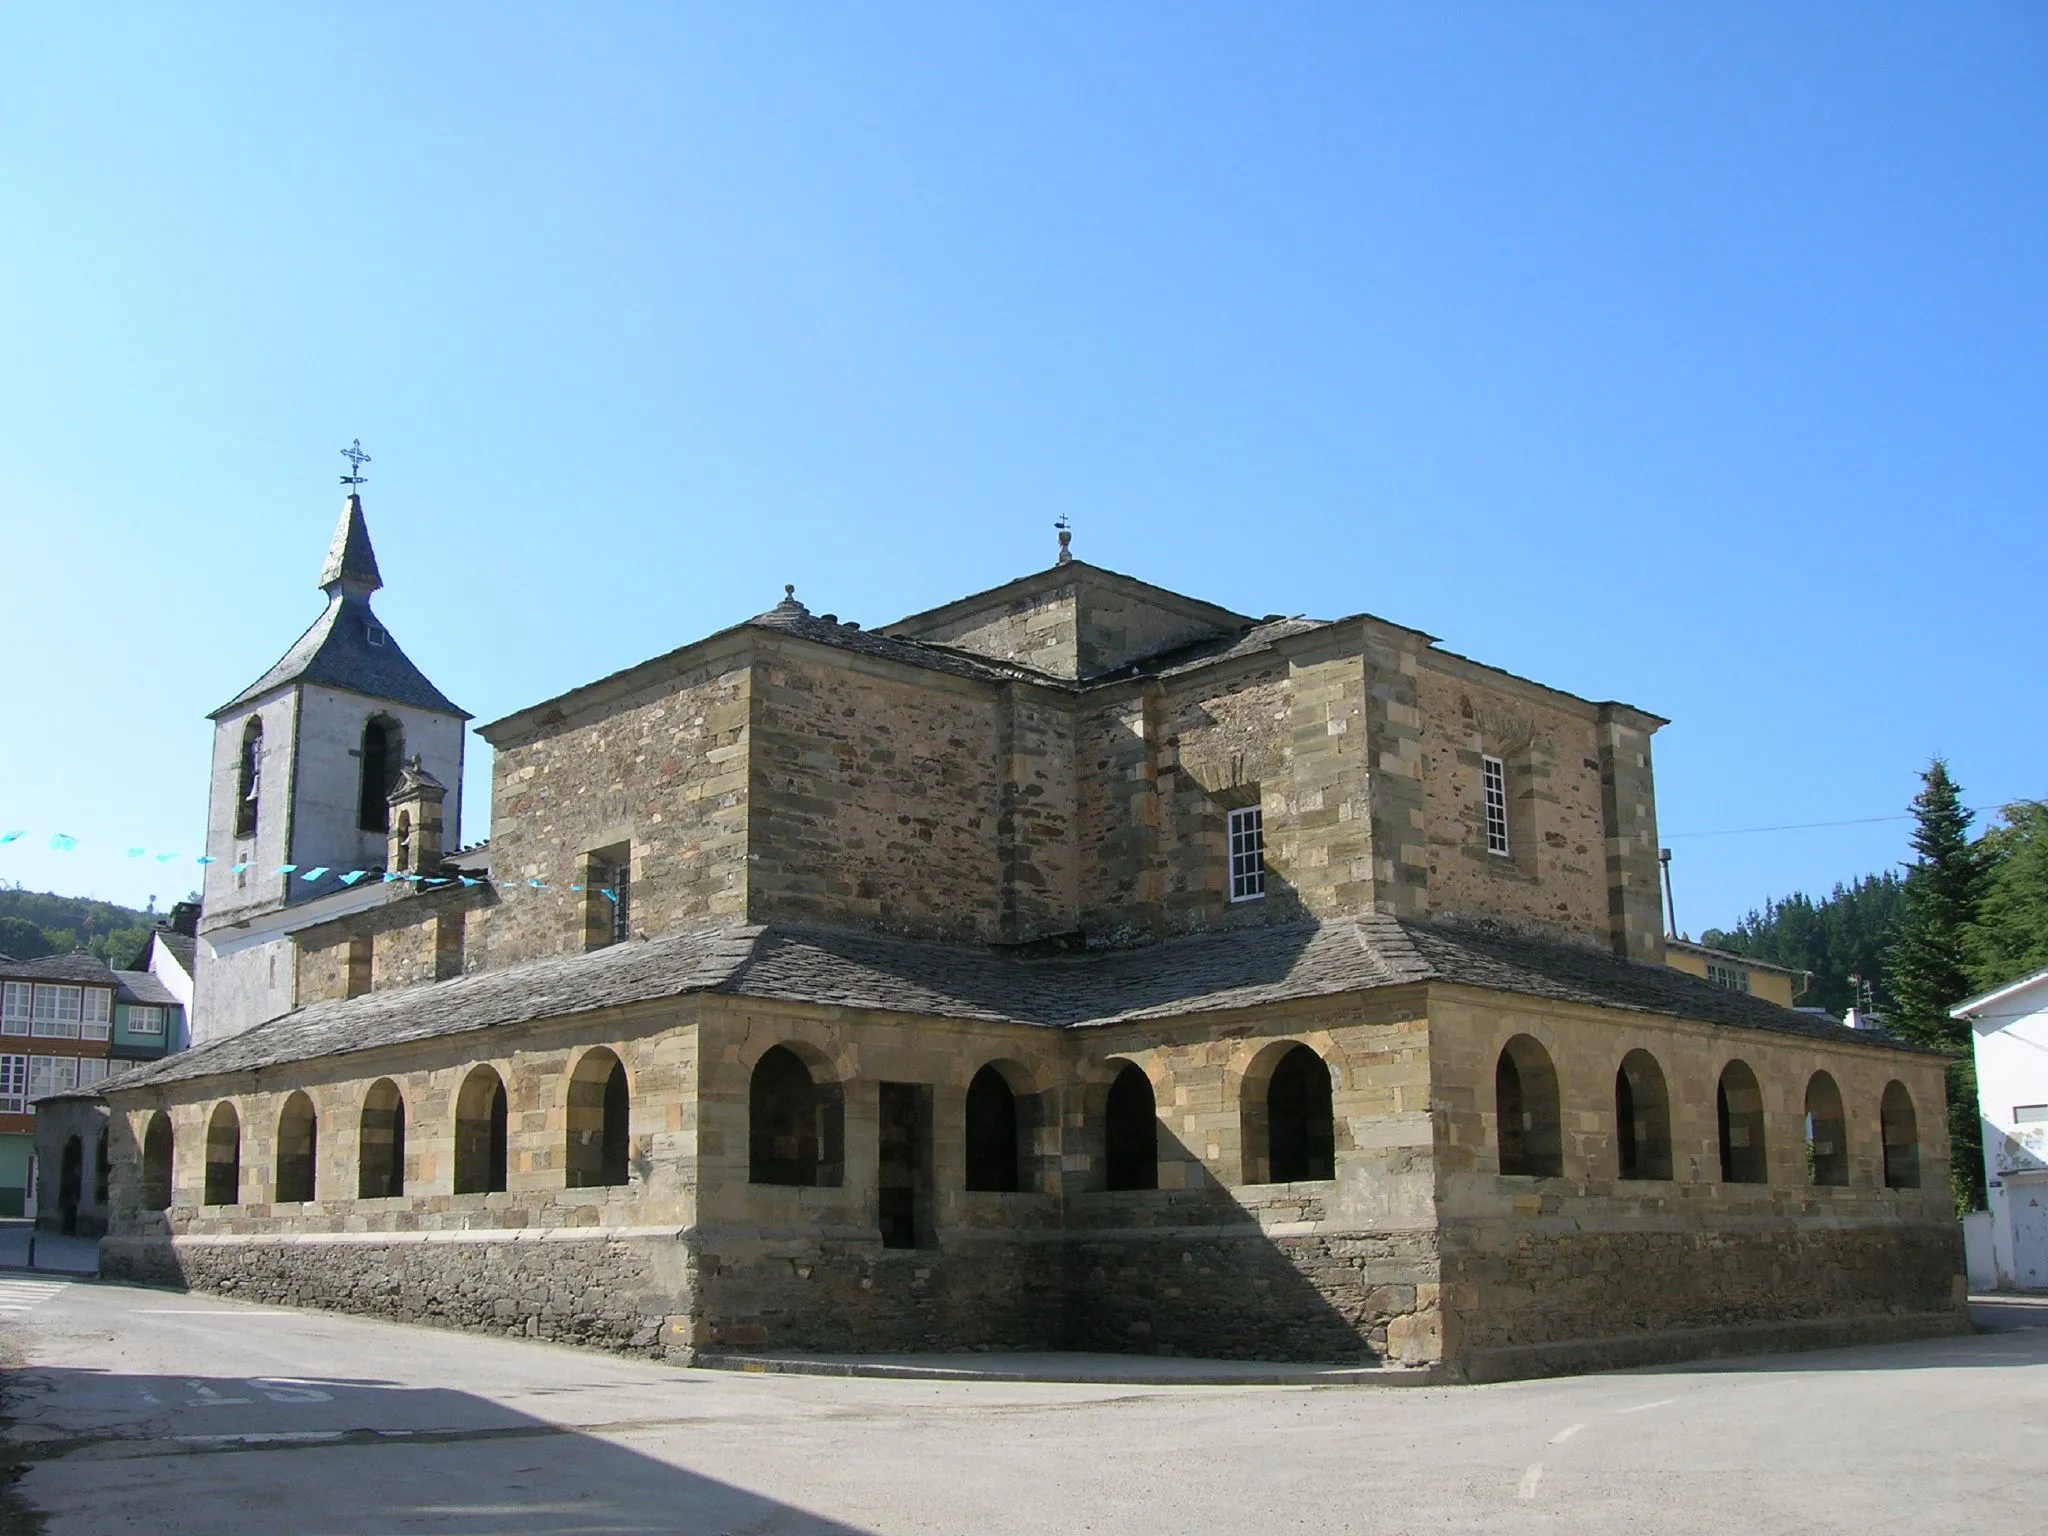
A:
193,456,470,1043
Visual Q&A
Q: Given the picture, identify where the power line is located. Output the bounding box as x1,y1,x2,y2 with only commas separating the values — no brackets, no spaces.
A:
1665,800,2037,841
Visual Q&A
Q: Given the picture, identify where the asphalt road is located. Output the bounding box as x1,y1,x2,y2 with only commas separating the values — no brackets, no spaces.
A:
2,1279,2043,1535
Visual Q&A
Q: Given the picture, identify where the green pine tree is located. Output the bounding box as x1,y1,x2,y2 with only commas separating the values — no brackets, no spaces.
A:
1968,800,2048,991
1883,759,1987,1212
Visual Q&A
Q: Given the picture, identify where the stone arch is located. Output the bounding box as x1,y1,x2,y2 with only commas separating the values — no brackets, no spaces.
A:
204,1101,241,1207
1495,1034,1562,1177
748,1044,844,1187
235,715,263,838
566,1047,632,1189
1615,1048,1673,1181
1804,1071,1849,1187
1717,1059,1769,1184
393,809,415,874
1241,1040,1335,1184
1881,1080,1922,1189
357,714,404,834
274,1090,318,1203
452,1065,509,1195
358,1078,406,1199
964,1062,1022,1192
141,1111,174,1211
1103,1060,1159,1192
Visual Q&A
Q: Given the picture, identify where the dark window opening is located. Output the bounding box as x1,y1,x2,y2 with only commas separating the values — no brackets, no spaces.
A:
204,1102,241,1207
878,1081,932,1249
94,1128,109,1207
358,1079,406,1199
1495,1036,1563,1177
275,1091,317,1203
585,843,633,950
964,1064,1021,1192
567,1049,632,1189
357,717,402,834
749,1045,844,1187
1103,1063,1158,1191
1881,1080,1921,1190
1804,1071,1849,1187
58,1136,82,1234
234,718,262,839
454,1067,509,1194
141,1112,174,1210
1266,1044,1336,1183
1615,1049,1673,1181
1717,1060,1769,1184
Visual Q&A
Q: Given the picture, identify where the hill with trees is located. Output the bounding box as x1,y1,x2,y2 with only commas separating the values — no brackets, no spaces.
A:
0,885,164,967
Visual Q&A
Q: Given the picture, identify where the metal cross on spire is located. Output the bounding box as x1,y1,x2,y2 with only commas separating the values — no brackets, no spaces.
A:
339,439,372,490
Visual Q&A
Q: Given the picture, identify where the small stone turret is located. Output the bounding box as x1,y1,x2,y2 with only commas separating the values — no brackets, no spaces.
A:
386,755,447,876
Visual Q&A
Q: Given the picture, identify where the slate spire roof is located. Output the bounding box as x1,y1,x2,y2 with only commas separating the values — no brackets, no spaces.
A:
211,495,469,720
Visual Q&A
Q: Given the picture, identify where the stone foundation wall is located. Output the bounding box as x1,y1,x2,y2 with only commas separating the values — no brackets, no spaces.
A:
101,1228,695,1358
1062,1225,1441,1364
694,1232,1065,1354
1439,1219,1969,1380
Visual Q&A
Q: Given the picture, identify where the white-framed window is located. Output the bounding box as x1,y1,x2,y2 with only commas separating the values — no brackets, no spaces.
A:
2013,1104,2048,1124
0,1055,25,1114
31,985,82,1038
126,1005,165,1037
1706,961,1750,993
1,984,28,1035
26,1054,79,1102
82,988,110,1041
76,1057,110,1088
1228,805,1266,903
1481,754,1511,857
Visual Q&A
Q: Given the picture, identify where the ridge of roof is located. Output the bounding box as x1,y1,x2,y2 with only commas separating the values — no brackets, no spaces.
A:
0,953,117,984
881,558,1254,638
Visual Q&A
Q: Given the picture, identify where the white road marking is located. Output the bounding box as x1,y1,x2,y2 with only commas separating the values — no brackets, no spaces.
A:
1619,1397,1677,1414
0,1282,69,1313
1549,1423,1584,1444
1516,1464,1544,1500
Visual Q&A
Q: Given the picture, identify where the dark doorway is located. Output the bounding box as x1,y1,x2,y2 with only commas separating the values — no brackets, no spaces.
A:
454,1066,509,1195
964,1064,1021,1192
58,1136,82,1235
750,1046,844,1187
878,1082,930,1249
1103,1063,1158,1191
1268,1045,1336,1182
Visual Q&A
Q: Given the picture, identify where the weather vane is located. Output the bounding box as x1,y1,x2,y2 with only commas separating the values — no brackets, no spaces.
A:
1054,514,1073,565
339,439,371,490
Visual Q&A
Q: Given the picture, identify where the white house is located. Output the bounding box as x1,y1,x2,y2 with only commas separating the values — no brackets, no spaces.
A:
1953,967,2048,1290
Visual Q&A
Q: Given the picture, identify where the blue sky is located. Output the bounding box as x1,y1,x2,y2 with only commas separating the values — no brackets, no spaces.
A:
2,5,2043,936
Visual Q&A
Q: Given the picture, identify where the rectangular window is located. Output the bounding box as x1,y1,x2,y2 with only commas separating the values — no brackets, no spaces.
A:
1706,961,1750,993
2016,1105,2048,1124
126,1005,164,1037
82,988,110,1041
26,1055,78,1102
31,985,82,1038
585,843,633,949
1,984,28,1035
1228,805,1266,903
0,1055,25,1113
1481,755,1511,857
76,1058,109,1088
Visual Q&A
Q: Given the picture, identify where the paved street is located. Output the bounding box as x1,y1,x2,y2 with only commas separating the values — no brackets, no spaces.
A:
2,1281,2043,1535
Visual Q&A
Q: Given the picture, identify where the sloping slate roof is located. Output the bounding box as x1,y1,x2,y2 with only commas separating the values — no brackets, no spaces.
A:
213,594,468,718
0,953,117,984
155,932,197,972
112,970,178,1007
107,915,1917,1094
747,598,1061,686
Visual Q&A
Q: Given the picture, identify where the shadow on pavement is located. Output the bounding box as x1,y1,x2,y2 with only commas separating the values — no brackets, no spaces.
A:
0,1222,98,1277
2,1365,872,1535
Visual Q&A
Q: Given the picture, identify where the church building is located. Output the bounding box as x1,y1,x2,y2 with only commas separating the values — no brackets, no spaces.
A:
101,491,1965,1380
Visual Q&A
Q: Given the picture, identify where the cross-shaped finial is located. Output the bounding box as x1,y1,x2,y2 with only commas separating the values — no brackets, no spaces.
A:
339,439,371,489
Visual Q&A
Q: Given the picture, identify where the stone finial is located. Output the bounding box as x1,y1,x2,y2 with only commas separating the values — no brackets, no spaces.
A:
1055,516,1073,566
386,754,446,875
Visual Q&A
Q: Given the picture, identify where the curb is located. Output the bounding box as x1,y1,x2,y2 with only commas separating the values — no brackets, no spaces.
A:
692,1352,1442,1387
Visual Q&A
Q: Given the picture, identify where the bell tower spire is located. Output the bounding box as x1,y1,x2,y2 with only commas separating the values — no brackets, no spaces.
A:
320,441,383,599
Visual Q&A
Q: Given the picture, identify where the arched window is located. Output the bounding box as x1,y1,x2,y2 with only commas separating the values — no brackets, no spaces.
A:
964,1064,1022,1192
1716,1060,1768,1184
1495,1035,1562,1177
94,1128,110,1206
1103,1062,1158,1191
141,1112,174,1210
748,1045,843,1187
1615,1049,1673,1181
394,811,413,874
357,716,403,834
1881,1081,1922,1189
235,717,263,838
1804,1071,1849,1187
204,1101,241,1206
358,1078,406,1198
566,1048,631,1189
274,1091,317,1202
453,1066,508,1195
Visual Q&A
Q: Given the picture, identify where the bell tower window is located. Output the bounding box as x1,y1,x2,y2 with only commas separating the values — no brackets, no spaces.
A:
357,716,403,834
234,717,263,838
